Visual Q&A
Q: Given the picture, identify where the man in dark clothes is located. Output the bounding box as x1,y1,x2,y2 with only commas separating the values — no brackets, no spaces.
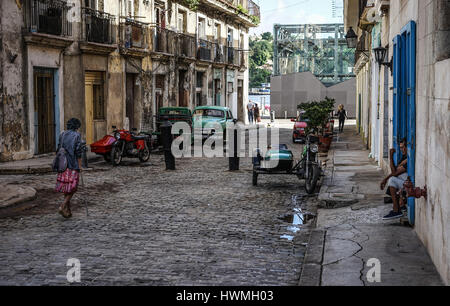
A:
380,139,409,220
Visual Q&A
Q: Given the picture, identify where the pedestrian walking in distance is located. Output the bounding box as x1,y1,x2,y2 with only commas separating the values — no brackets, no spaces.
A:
336,104,348,133
55,118,83,219
247,102,254,124
254,103,261,123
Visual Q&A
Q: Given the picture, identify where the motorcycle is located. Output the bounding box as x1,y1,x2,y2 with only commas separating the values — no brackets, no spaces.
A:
252,134,322,194
90,126,153,166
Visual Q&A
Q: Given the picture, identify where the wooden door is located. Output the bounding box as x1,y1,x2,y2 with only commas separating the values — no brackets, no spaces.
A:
126,73,135,130
85,72,103,145
85,83,94,145
237,80,243,122
35,69,55,154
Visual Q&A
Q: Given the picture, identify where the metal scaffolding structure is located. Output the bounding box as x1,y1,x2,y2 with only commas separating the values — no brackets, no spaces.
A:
273,23,355,86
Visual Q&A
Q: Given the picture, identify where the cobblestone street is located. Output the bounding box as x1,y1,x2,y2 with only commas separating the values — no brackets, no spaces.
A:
0,127,318,286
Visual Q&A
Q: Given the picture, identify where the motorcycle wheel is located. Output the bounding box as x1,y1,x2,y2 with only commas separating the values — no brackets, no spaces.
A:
139,147,150,163
111,145,122,166
305,164,320,194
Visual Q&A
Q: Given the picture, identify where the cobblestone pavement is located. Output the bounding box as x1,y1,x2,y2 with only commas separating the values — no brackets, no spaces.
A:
0,127,319,285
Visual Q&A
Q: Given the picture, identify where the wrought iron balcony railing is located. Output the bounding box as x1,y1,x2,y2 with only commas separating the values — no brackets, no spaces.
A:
23,0,72,36
152,26,178,55
226,46,239,66
81,7,115,44
120,18,149,50
178,33,196,58
247,0,261,19
213,43,225,63
197,39,213,61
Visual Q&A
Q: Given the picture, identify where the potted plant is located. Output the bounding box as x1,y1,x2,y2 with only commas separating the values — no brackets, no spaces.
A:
298,97,335,152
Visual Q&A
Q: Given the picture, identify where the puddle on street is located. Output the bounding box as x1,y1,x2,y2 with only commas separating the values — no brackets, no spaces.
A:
279,195,315,241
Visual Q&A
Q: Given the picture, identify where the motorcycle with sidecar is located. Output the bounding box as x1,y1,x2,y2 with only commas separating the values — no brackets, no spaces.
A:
90,126,154,166
252,135,322,194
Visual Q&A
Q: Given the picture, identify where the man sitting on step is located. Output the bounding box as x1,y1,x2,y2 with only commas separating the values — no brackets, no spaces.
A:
380,139,408,220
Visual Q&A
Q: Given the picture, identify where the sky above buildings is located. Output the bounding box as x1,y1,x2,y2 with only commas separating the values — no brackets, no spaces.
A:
250,0,344,35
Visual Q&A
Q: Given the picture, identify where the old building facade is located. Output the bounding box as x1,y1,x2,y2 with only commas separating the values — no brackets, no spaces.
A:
0,0,259,160
344,0,450,285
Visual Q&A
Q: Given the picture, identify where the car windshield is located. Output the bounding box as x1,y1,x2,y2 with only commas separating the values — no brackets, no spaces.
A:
193,109,224,118
298,113,310,122
161,109,188,115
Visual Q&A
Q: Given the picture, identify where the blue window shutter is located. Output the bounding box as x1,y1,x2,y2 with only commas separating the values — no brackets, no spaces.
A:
405,21,417,225
392,35,401,165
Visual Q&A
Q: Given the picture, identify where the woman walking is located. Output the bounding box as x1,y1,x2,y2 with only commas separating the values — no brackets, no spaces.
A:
336,104,348,133
254,104,261,123
55,118,83,218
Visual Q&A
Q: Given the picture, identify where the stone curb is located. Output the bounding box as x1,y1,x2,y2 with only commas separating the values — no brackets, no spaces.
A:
0,185,37,209
0,155,103,175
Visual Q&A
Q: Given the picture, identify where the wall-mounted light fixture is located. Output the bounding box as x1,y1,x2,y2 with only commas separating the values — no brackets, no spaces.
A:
373,46,392,73
345,27,358,49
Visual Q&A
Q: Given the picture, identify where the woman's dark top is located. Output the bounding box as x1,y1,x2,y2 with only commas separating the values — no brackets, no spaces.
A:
58,130,82,171
337,109,347,121
254,106,260,117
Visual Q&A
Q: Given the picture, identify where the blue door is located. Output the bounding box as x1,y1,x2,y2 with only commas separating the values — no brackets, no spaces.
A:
393,21,416,225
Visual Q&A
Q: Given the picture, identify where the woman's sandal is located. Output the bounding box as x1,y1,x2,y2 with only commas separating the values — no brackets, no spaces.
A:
58,205,72,219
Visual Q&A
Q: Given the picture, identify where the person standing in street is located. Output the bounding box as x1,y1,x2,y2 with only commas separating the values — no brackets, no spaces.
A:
336,104,348,133
55,118,83,219
247,102,254,124
254,104,260,123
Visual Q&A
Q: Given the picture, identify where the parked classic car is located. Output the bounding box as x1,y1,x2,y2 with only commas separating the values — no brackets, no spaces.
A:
192,106,236,142
154,107,192,145
292,111,309,143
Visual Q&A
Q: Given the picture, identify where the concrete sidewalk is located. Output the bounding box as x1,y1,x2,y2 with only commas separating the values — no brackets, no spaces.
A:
300,125,443,286
0,152,102,175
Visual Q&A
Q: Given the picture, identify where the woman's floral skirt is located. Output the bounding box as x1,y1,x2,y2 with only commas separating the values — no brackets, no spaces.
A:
55,169,80,194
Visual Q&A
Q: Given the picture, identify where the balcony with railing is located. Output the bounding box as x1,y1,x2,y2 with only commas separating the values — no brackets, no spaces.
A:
214,0,260,25
239,49,248,69
119,17,150,56
197,39,213,62
213,43,225,64
81,8,115,45
177,33,196,59
22,0,73,47
152,26,178,56
247,0,261,20
226,47,240,66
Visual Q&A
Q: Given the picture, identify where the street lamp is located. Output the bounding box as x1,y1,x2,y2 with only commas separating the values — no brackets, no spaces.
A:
345,27,358,49
373,46,392,72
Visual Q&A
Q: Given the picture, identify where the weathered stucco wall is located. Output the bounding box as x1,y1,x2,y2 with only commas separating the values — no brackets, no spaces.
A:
0,0,28,161
414,0,450,286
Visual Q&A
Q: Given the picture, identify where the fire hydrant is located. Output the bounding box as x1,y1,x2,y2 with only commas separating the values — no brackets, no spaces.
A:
403,177,427,200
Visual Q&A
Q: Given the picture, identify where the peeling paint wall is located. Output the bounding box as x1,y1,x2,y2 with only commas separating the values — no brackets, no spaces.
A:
150,0,250,119
389,0,449,285
0,0,29,161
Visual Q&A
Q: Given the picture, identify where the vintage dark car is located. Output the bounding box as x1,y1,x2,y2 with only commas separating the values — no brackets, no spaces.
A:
154,107,192,145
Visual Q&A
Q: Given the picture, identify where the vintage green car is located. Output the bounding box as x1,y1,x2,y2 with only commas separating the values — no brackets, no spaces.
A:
192,106,236,142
